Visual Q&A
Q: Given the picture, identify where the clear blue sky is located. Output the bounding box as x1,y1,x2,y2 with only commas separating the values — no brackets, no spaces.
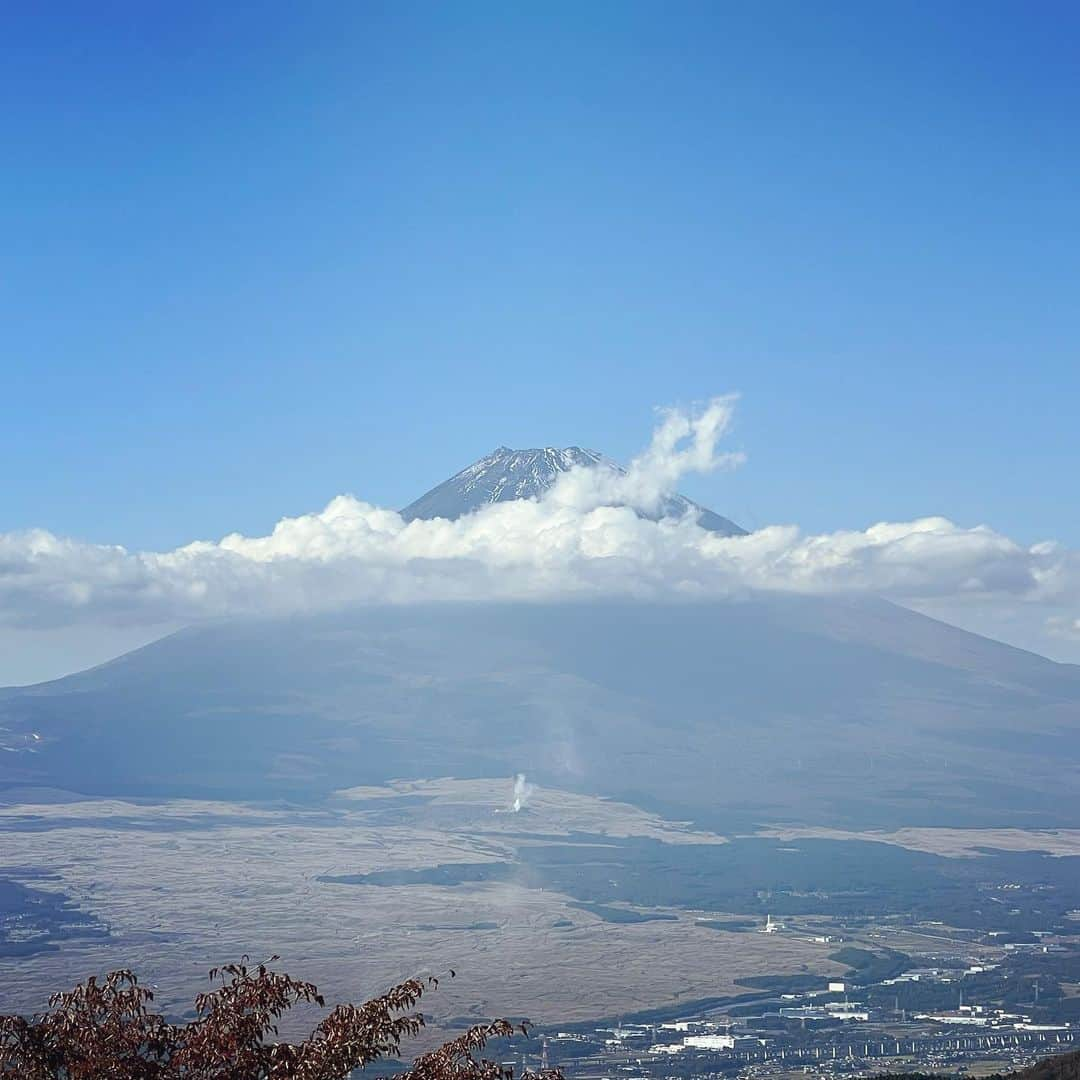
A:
4,1,1078,552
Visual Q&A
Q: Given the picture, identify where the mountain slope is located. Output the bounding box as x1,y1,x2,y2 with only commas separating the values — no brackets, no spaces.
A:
1,596,1078,828
400,445,745,535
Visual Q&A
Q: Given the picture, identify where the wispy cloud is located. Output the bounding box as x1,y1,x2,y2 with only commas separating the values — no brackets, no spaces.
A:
1047,616,1080,641
1,399,1077,659
545,395,744,514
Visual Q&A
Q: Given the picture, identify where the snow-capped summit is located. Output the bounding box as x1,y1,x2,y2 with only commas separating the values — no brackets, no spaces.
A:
400,445,745,535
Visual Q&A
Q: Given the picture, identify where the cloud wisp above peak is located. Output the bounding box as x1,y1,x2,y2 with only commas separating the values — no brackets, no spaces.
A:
1,397,1078,662
544,395,745,515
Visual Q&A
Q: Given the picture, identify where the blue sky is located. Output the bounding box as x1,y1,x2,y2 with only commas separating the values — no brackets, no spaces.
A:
2,3,1079,682
3,2,1077,551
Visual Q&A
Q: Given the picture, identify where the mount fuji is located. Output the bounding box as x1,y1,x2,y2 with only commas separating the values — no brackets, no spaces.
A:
1,451,1079,828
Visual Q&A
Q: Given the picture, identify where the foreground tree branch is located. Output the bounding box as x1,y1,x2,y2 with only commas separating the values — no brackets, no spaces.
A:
0,958,563,1080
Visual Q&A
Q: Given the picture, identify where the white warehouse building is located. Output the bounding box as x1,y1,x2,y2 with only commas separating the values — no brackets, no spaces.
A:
683,1035,736,1051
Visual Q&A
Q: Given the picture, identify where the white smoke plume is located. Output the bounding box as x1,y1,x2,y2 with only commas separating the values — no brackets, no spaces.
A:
510,773,535,813
0,397,1078,660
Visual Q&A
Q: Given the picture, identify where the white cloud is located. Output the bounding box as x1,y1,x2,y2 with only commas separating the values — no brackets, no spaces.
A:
1048,615,1080,641
546,395,745,514
0,399,1078,662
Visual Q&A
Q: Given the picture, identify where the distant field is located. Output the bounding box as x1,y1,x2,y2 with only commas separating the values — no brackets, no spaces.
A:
0,780,822,1035
756,825,1080,857
2,778,1079,1037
